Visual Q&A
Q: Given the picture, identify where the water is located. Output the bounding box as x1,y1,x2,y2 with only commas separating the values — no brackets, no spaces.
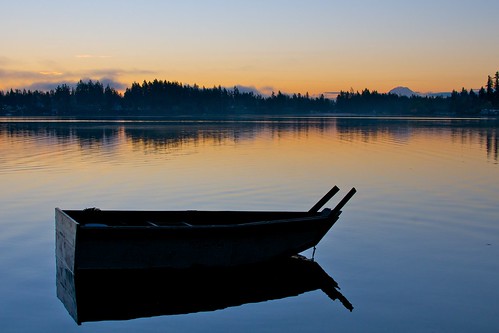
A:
0,117,498,332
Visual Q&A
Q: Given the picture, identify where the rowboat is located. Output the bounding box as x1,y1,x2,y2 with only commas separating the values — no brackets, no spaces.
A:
56,255,353,324
55,186,356,271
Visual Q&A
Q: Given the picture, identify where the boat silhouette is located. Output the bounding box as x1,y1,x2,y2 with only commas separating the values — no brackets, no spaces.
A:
56,255,353,325
55,186,356,270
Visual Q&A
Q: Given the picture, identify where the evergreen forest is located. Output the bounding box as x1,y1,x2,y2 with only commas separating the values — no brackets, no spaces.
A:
1,71,498,117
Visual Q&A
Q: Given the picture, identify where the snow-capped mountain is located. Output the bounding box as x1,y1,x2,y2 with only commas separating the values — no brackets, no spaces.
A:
388,86,419,97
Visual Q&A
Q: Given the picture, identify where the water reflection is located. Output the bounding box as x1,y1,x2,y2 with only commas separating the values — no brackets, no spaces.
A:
0,118,333,145
1,117,497,161
56,255,352,325
1,116,497,332
335,117,499,160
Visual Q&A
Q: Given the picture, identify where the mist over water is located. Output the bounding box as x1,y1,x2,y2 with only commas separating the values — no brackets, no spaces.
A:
0,117,498,332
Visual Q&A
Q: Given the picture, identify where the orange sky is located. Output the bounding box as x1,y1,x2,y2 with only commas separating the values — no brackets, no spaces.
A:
1,1,498,96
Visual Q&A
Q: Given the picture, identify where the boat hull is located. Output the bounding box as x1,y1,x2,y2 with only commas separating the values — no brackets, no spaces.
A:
56,209,338,270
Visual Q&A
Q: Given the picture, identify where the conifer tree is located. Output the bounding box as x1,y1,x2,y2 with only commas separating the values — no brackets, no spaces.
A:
486,75,494,100
494,71,499,104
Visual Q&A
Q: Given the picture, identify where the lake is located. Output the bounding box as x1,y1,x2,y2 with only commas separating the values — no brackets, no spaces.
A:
0,117,498,332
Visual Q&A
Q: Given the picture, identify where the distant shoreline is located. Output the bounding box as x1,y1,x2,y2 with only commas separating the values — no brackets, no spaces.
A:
1,113,497,122
1,74,498,118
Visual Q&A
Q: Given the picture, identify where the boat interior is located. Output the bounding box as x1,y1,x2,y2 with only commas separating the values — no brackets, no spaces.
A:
63,209,325,228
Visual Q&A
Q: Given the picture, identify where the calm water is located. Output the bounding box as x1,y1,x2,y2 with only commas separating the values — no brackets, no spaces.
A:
0,117,498,332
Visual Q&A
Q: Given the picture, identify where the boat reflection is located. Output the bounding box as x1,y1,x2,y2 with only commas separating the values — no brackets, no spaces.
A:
56,255,353,325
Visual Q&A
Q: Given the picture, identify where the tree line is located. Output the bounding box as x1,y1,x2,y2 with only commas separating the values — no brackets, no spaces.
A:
0,79,332,116
1,72,498,117
336,71,499,115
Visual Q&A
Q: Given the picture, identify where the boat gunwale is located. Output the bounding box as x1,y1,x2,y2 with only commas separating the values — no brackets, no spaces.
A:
56,208,336,230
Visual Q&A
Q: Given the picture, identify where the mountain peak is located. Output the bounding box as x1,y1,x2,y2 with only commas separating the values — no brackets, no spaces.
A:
389,86,419,97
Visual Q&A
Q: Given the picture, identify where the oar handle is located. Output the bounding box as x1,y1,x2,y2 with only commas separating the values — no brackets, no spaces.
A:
309,186,340,213
330,187,357,216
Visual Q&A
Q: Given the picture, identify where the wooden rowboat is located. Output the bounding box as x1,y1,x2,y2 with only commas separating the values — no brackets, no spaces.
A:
55,186,356,271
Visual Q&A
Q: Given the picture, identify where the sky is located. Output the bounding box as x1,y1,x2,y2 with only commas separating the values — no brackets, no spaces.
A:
1,0,498,96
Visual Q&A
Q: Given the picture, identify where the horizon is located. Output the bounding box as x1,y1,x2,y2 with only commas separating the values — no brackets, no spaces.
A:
1,1,498,96
0,77,461,99
0,78,478,100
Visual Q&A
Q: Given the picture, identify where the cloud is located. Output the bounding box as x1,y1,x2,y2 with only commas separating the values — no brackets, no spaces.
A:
75,54,112,59
227,85,281,97
258,86,275,96
323,91,341,98
98,78,128,91
0,56,13,66
0,69,54,80
25,81,76,91
233,85,261,95
0,67,156,92
25,77,128,92
89,68,155,77
39,71,64,76
77,77,128,91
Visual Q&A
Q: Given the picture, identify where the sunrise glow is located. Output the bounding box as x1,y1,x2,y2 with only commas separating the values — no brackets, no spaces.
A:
1,1,498,96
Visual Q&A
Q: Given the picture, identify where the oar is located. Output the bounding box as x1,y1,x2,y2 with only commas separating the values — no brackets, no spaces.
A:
309,186,340,213
330,187,357,216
